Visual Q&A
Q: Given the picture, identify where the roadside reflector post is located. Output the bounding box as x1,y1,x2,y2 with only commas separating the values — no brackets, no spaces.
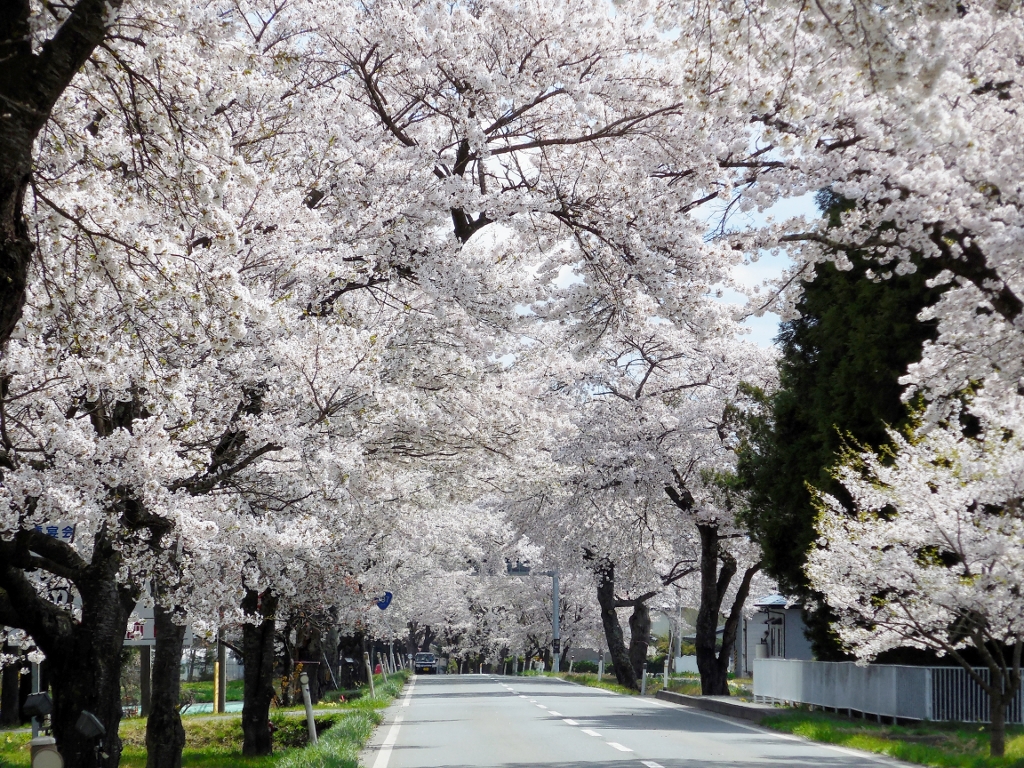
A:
663,657,669,689
299,673,318,745
641,663,647,695
598,653,604,682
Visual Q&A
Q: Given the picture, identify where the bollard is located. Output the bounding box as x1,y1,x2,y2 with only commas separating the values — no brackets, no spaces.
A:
640,664,647,695
299,673,318,745
598,654,604,682
663,657,669,689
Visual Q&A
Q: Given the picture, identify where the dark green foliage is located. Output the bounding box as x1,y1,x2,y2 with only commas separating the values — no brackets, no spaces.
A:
737,194,947,658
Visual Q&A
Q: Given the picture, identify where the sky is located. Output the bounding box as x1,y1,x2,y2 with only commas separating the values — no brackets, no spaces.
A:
726,192,819,347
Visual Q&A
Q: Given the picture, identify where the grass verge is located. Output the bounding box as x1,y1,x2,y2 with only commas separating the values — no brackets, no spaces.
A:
181,678,246,703
0,672,408,768
529,670,751,698
762,709,1024,768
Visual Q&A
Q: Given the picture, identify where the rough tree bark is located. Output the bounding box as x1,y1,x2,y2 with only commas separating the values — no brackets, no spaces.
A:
294,619,325,703
694,523,761,696
0,646,21,726
592,559,638,690
627,601,652,681
0,528,139,768
241,589,278,757
145,604,187,768
0,0,130,349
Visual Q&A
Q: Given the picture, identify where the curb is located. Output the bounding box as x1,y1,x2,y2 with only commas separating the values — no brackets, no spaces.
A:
655,690,777,724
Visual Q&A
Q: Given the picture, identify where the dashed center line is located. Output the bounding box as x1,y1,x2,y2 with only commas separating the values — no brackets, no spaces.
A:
519,695,527,698
640,762,665,768
581,729,602,737
562,719,579,725
536,705,548,709
548,710,562,716
607,742,633,752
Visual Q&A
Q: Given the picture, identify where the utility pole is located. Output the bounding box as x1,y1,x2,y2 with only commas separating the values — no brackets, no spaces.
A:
551,568,560,673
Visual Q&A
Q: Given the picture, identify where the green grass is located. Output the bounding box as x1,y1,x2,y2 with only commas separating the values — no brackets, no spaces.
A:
533,670,752,699
763,709,1024,768
181,678,246,703
0,672,408,768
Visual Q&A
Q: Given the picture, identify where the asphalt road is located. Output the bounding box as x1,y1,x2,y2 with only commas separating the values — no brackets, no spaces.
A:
362,674,900,768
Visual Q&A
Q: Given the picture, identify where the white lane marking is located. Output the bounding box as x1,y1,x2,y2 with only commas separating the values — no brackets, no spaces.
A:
529,699,537,703
581,729,602,736
640,762,665,768
548,710,562,716
563,719,579,725
607,742,633,752
401,680,415,707
371,714,404,768
536,705,548,709
519,695,528,698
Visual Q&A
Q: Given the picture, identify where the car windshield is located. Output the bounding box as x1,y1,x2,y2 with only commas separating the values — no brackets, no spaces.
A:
414,653,434,662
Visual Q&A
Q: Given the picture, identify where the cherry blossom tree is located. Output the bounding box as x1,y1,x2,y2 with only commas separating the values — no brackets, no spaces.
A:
504,305,776,692
807,399,1024,756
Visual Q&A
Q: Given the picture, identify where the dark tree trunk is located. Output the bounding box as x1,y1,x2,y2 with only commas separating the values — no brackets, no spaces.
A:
419,626,434,652
294,619,325,703
0,0,131,350
692,523,761,696
0,530,137,768
593,561,638,690
695,524,729,695
990,692,1006,757
628,601,652,681
278,621,293,707
49,579,136,768
1,647,21,726
241,589,278,757
145,605,186,768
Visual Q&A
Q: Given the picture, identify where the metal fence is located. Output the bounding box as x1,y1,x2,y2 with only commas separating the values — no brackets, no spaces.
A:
753,659,1024,723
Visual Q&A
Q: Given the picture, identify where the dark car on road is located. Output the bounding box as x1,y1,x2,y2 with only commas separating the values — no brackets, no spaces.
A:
414,652,437,674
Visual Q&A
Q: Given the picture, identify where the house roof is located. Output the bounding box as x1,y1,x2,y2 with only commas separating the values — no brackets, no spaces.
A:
752,594,791,608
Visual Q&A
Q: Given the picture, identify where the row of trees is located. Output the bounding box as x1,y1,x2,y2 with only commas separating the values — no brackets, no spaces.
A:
1,0,1022,761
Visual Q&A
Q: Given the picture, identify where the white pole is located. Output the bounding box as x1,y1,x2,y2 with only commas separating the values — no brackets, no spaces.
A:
389,642,395,675
663,657,669,689
640,663,647,695
299,673,318,745
597,653,604,682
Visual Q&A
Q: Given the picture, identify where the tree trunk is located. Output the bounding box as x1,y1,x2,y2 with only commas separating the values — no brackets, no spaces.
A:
990,692,1006,757
145,605,186,768
420,626,435,652
594,561,638,690
1,648,21,726
628,601,652,681
0,0,133,350
47,579,136,768
241,589,278,757
695,523,731,696
294,620,325,703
